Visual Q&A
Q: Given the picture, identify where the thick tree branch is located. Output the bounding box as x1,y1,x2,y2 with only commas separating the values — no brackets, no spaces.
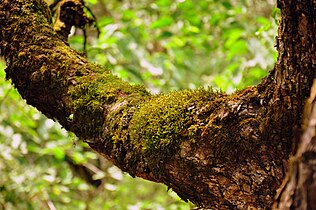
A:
0,0,315,208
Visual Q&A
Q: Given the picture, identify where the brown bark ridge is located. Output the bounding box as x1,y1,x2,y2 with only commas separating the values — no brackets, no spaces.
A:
0,0,315,209
273,80,316,210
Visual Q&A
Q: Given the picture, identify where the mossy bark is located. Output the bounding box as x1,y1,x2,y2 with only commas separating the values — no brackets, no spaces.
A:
0,0,315,209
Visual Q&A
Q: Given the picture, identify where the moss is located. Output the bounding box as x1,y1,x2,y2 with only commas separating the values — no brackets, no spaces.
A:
129,88,218,167
68,69,150,139
128,86,262,170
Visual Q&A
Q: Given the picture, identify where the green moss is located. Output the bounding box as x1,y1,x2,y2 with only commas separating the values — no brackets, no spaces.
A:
129,88,218,166
128,86,263,169
68,69,149,139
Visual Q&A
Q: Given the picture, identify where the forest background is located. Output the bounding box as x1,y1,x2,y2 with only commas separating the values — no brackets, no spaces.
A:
0,0,278,209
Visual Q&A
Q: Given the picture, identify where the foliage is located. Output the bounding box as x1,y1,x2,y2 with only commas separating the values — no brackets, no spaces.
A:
0,0,278,209
76,0,279,93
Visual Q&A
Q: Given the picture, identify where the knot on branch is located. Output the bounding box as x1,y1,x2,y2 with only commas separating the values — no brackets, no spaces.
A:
51,0,94,41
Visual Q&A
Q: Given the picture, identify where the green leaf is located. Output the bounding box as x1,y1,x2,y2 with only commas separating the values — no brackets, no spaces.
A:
85,0,97,5
53,147,65,160
272,8,281,23
158,31,173,39
150,17,173,29
71,152,86,164
122,10,136,21
224,29,243,48
222,1,232,9
156,0,172,7
98,17,114,27
228,40,248,59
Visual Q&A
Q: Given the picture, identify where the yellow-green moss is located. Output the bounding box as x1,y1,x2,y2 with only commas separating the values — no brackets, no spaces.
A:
68,69,149,138
129,88,218,166
127,86,263,168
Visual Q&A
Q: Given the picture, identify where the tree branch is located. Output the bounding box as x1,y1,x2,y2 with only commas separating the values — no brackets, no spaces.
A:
1,0,315,208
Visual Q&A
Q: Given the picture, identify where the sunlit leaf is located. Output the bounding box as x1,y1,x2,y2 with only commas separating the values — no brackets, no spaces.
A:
85,0,97,5
53,147,65,160
150,16,173,29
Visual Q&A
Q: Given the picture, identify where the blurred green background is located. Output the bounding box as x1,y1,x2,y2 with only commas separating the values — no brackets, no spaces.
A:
0,0,279,209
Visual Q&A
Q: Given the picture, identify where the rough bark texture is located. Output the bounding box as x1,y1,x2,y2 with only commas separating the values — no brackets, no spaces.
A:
273,80,316,210
0,0,315,209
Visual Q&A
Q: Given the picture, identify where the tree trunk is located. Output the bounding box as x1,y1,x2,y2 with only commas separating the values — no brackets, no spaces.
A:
273,80,316,210
0,0,315,209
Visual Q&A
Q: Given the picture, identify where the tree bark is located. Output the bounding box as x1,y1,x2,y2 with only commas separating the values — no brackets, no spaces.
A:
273,80,316,210
0,0,315,209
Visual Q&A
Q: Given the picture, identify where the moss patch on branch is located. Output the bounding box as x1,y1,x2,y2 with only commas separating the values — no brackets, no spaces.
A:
68,70,150,139
130,88,219,167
